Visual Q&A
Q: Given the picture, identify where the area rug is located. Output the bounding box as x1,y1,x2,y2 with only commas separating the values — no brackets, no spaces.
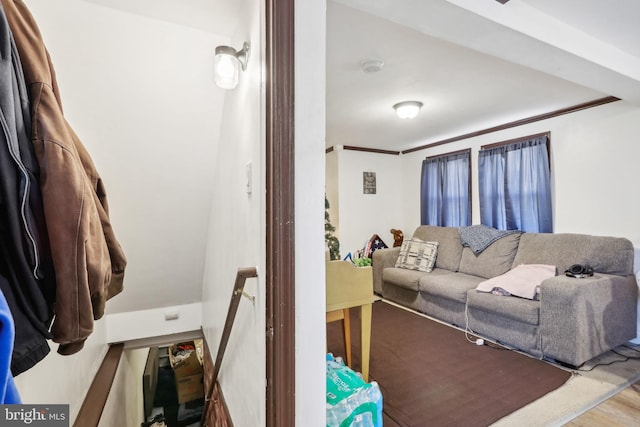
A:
493,342,640,426
326,300,573,427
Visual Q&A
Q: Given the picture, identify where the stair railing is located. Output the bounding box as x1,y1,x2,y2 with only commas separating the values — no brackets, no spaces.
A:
202,266,258,425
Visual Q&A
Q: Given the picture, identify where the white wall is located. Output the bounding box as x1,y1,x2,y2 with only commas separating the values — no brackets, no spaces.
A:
199,0,265,425
11,0,228,422
13,322,108,423
106,303,202,344
26,0,228,314
10,1,327,426
98,347,149,427
326,148,404,257
200,1,328,424
295,0,328,422
400,101,640,247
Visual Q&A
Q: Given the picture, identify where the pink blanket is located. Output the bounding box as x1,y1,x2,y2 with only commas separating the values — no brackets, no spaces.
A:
476,264,556,300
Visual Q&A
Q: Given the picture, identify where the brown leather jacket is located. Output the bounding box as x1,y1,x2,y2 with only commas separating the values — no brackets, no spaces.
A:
2,0,126,355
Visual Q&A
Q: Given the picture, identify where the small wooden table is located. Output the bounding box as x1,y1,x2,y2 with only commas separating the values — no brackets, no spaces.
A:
326,261,374,382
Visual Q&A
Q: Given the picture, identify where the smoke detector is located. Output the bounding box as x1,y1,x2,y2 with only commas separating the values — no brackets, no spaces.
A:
361,59,384,74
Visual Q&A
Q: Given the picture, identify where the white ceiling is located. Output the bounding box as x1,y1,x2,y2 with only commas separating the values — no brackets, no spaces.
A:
523,0,640,58
82,0,242,34
327,0,640,152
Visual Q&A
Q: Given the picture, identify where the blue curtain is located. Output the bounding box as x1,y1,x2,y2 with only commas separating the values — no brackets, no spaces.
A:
478,136,552,232
420,151,470,227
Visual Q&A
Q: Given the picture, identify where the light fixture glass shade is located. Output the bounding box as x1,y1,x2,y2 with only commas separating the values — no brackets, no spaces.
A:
215,46,239,89
393,101,423,119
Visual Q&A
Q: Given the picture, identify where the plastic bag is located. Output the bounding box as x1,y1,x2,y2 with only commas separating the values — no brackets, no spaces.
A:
326,354,382,427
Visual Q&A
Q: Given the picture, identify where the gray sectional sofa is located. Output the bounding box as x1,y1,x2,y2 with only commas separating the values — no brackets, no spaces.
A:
372,225,638,367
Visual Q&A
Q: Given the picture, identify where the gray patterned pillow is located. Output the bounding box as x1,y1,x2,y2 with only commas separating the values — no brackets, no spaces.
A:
395,238,439,272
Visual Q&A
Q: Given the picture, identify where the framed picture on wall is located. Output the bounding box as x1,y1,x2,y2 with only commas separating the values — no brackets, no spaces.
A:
363,172,376,194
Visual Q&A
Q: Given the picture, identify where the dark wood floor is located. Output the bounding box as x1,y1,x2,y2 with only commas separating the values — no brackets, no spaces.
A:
564,380,640,426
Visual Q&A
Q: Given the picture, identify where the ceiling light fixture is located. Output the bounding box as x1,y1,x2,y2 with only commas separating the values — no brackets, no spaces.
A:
214,42,250,89
393,101,423,119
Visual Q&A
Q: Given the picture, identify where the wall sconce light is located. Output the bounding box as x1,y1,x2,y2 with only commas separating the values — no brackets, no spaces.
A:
393,101,423,119
214,42,250,89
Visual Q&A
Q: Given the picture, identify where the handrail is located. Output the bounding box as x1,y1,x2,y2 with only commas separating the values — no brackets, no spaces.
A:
202,267,258,426
74,268,257,426
73,343,124,427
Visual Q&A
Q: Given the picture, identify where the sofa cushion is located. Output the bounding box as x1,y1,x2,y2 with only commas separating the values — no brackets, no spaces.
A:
383,268,426,292
457,233,522,279
412,226,463,272
395,238,438,273
419,271,483,303
467,290,540,325
513,233,635,276
475,264,556,300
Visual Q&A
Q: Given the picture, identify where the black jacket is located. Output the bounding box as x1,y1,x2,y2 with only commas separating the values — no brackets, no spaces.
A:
2,0,127,356
0,2,54,375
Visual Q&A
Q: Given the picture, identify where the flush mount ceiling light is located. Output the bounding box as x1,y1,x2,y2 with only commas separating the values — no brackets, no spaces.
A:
214,42,250,89
393,101,423,119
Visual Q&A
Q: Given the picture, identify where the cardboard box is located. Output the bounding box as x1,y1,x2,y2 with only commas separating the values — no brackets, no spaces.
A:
169,340,205,403
169,340,203,378
175,372,204,404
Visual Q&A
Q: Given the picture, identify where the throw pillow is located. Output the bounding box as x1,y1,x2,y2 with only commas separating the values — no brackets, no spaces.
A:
395,238,439,273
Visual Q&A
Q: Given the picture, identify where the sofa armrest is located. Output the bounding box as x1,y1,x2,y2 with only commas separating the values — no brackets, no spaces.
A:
539,274,638,366
372,247,400,295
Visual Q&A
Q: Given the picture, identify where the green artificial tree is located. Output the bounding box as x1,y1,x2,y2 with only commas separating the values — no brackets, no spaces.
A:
325,195,340,260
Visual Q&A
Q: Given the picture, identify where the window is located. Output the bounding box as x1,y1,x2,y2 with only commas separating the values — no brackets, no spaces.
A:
420,149,471,227
478,133,552,232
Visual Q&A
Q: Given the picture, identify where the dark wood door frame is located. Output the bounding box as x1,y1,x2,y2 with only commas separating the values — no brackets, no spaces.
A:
265,0,295,426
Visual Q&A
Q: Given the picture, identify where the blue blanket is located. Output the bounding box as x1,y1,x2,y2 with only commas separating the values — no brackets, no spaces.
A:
458,225,522,255
1,290,21,404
